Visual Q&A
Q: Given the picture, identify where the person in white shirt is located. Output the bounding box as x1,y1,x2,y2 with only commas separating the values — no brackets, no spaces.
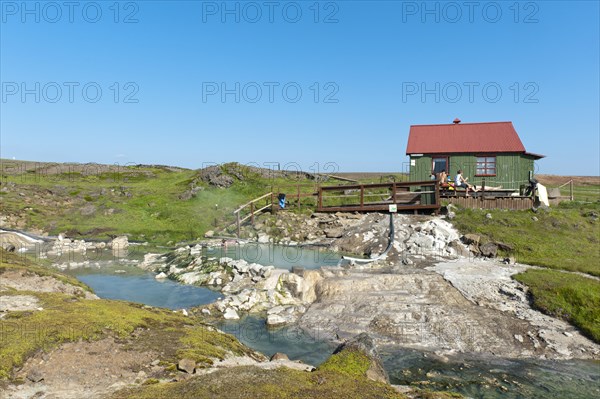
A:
455,170,474,197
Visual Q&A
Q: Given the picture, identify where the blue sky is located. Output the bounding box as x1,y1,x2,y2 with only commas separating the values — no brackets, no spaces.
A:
1,0,598,175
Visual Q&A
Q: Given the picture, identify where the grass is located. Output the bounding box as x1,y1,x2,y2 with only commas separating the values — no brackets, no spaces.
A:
451,201,600,276
1,162,311,244
1,161,413,244
0,249,251,380
514,269,600,342
112,348,406,399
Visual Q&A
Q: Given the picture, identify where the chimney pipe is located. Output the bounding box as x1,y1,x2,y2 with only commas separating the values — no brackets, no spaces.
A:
453,118,461,124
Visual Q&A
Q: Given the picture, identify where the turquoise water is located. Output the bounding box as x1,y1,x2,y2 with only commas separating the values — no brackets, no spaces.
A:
381,347,600,399
205,243,343,270
218,315,337,366
70,264,221,310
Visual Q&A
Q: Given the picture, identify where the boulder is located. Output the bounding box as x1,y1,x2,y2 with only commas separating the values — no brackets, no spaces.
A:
257,233,270,244
330,333,389,384
270,352,290,361
177,358,196,374
155,272,168,279
448,240,470,257
110,235,129,249
266,313,288,327
324,228,344,238
26,368,44,383
223,308,240,320
495,241,514,251
479,242,498,258
111,235,129,257
461,234,481,245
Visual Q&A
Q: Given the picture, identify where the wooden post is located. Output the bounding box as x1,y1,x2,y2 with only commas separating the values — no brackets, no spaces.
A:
360,185,364,208
250,202,255,225
570,180,574,201
318,187,323,211
297,185,301,209
236,211,241,238
481,179,486,201
434,182,440,212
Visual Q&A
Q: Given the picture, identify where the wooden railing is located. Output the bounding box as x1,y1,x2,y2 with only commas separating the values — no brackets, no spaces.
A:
232,192,272,237
557,179,574,201
316,181,440,213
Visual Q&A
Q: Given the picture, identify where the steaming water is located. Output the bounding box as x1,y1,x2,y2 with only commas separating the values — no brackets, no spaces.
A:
205,243,343,270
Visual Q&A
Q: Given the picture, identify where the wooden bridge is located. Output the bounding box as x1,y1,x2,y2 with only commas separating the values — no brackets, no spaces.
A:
226,180,541,237
315,181,440,213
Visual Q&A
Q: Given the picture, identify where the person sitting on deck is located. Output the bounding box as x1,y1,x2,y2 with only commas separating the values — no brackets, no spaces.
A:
455,170,475,197
437,169,454,191
437,169,448,185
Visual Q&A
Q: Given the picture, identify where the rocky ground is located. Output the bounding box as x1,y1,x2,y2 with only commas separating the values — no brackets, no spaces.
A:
131,210,600,361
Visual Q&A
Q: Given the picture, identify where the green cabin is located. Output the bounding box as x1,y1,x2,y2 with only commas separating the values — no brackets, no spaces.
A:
406,119,544,191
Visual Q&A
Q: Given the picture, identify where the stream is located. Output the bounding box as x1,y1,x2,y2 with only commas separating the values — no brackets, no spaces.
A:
61,245,599,399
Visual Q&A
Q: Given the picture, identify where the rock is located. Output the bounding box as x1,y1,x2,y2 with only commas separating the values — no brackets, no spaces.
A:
110,235,129,249
204,230,214,238
446,211,456,220
266,313,288,327
461,234,481,245
485,213,493,219
514,334,524,342
111,235,129,257
495,242,514,251
155,272,168,279
177,358,196,374
26,368,44,382
201,308,211,315
257,233,270,244
223,308,240,320
563,331,573,337
412,235,435,250
479,242,498,258
270,352,290,361
532,216,538,222
331,333,389,384
448,240,470,257
325,228,344,238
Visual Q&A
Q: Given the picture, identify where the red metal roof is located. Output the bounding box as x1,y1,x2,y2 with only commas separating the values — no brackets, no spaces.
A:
406,121,542,157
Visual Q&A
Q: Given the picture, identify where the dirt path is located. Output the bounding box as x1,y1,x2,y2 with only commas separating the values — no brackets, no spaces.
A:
1,337,159,399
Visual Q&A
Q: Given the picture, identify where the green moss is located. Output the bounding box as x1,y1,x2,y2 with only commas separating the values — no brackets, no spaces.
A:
514,269,600,342
111,364,405,399
413,390,465,399
318,348,371,377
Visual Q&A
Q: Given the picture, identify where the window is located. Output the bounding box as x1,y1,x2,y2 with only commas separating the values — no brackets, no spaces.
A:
432,156,448,175
476,156,496,176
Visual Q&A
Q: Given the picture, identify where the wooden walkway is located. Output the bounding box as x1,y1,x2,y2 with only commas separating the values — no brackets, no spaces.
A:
226,181,538,237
